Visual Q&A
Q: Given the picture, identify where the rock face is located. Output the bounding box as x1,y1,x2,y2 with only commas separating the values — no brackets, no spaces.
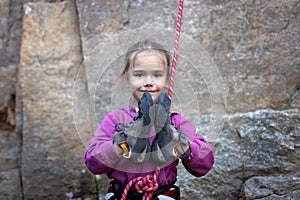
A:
178,109,300,199
243,176,300,199
19,1,96,199
0,0,23,199
0,0,299,200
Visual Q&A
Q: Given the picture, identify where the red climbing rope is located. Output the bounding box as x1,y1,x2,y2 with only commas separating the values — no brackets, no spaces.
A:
121,1,184,199
168,0,184,101
121,169,160,200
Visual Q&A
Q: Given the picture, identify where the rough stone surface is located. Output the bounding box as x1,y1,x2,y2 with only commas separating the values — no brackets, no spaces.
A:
177,109,300,200
0,129,20,172
19,1,96,199
0,0,10,66
195,0,300,112
0,65,17,129
0,119,21,198
243,176,300,199
0,169,22,199
0,0,23,66
0,0,22,198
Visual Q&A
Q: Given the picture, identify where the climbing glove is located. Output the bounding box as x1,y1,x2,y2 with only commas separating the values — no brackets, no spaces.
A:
151,92,190,166
113,92,153,164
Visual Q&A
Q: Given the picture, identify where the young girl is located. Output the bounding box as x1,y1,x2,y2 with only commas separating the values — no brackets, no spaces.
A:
84,40,214,200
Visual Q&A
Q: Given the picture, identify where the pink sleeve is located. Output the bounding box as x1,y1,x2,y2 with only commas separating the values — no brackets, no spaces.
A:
171,113,214,177
84,113,121,174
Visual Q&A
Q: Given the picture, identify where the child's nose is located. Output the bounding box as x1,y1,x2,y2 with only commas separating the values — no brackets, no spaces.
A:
144,76,154,87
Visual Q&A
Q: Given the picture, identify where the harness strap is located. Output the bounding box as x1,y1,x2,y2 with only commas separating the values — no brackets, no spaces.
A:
109,179,124,200
152,180,180,200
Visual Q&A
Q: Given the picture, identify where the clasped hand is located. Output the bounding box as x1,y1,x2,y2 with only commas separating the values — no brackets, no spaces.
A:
113,92,190,165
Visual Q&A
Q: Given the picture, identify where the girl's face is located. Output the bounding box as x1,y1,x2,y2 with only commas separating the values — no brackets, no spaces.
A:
127,52,168,103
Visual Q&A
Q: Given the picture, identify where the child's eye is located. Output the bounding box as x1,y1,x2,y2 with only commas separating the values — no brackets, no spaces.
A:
133,73,143,77
154,73,163,77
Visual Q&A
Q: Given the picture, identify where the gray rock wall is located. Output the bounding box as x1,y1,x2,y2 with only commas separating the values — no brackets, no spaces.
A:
0,0,23,199
0,0,299,199
19,1,97,199
184,109,300,199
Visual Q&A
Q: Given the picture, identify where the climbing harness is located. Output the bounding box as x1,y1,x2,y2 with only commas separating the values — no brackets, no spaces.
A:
119,0,185,199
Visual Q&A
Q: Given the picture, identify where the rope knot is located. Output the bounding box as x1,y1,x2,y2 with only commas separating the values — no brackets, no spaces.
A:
122,169,160,200
135,174,159,199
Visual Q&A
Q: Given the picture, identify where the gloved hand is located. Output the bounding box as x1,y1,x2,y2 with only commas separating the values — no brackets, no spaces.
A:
113,92,153,164
151,92,190,166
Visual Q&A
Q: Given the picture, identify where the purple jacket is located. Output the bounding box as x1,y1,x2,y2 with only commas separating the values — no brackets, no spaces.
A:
84,106,214,187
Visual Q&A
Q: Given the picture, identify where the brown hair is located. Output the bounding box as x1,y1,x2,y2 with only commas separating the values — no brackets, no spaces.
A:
121,40,171,79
